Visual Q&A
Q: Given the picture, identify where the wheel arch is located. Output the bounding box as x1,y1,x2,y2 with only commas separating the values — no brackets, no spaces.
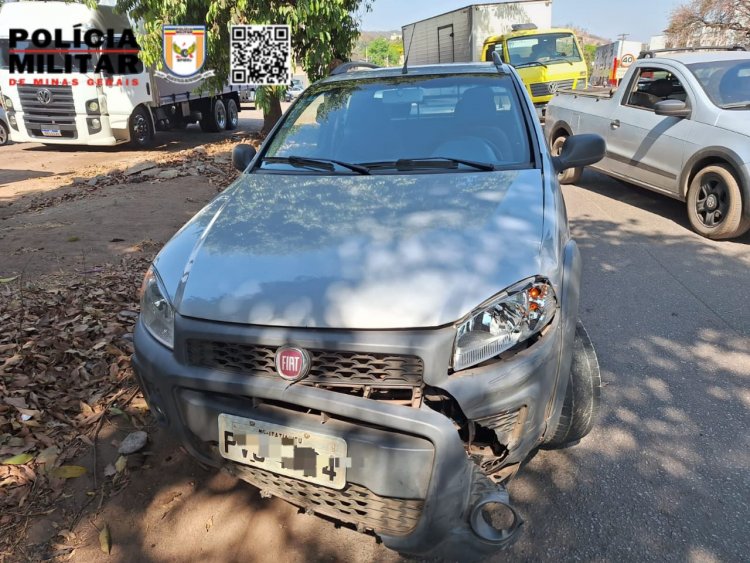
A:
548,120,573,145
681,148,750,217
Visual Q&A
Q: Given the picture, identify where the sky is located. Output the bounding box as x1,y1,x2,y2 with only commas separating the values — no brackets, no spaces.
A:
360,0,685,43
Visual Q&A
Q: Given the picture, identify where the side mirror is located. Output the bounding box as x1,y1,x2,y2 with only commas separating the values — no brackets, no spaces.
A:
654,99,691,118
232,144,257,171
552,134,605,173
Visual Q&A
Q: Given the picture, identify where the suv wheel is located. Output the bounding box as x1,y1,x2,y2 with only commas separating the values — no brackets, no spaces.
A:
552,135,583,185
686,164,748,239
544,320,601,449
200,99,227,132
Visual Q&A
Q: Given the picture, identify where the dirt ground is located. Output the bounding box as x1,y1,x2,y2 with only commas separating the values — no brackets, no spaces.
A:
1,106,391,563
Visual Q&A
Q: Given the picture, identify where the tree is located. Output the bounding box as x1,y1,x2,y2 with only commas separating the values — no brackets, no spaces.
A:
582,44,597,78
364,37,403,66
666,0,750,48
116,0,373,133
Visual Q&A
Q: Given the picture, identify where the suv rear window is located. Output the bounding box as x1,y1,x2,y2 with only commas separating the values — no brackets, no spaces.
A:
262,74,532,171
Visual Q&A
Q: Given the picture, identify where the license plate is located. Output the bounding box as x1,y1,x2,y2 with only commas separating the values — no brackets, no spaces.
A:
218,413,348,489
41,128,62,137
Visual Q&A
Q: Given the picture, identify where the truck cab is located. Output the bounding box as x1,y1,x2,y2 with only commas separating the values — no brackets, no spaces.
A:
482,24,588,119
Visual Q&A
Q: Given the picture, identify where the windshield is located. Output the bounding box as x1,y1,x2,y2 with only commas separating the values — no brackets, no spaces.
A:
260,74,532,173
688,59,750,109
506,33,582,66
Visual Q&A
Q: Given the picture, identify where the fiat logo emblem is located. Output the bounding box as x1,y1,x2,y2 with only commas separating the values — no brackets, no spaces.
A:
37,88,53,105
274,346,311,381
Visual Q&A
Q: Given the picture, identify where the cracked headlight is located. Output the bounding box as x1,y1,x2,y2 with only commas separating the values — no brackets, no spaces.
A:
140,267,175,349
453,278,557,372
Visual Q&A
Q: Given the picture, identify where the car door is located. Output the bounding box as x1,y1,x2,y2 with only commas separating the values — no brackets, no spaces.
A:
605,63,697,195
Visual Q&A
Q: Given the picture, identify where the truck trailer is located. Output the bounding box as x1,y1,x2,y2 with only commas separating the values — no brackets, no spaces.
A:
401,1,553,65
401,3,588,119
0,1,249,147
591,40,644,87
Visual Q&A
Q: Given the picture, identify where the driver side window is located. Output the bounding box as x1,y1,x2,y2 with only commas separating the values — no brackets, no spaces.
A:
624,67,688,111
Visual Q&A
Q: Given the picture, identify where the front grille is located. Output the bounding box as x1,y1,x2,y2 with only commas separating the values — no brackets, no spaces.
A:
226,461,424,536
18,84,77,139
187,340,424,406
530,79,575,97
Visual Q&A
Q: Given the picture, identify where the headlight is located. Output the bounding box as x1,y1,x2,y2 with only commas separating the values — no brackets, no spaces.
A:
140,267,175,349
452,278,557,372
3,96,13,110
86,99,100,114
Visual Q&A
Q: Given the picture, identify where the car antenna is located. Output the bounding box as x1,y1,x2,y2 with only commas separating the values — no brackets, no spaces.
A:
402,24,417,74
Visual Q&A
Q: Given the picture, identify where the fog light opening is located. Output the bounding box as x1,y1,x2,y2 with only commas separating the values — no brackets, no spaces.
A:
469,491,523,545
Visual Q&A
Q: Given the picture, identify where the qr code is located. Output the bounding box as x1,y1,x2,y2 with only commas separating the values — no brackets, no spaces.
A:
230,25,291,86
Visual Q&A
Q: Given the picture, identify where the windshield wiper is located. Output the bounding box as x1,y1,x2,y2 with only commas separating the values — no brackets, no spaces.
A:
515,61,548,69
545,57,574,65
262,156,370,175
720,102,750,110
364,157,497,172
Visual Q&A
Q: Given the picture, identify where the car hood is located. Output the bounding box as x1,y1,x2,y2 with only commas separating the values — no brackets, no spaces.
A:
154,170,546,329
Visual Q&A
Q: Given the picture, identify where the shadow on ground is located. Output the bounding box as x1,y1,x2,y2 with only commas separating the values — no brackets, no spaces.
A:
19,170,750,562
505,181,749,562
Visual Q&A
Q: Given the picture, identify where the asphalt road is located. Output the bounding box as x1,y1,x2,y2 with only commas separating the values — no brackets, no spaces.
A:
505,171,750,562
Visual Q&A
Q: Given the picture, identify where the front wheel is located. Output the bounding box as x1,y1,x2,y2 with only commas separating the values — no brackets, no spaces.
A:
225,98,239,131
686,164,748,239
128,107,154,148
544,320,601,449
0,121,9,146
552,135,583,185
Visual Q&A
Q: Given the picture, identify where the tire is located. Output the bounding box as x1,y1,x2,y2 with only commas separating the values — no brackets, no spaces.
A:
552,135,583,185
225,98,239,131
0,121,8,146
128,106,154,148
686,164,748,240
199,98,227,132
544,320,601,449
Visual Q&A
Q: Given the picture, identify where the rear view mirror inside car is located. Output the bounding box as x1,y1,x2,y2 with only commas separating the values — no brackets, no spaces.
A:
380,87,424,104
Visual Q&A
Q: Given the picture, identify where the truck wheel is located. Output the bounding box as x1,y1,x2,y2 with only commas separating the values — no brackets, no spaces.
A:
225,98,239,131
686,164,748,239
544,320,601,449
128,107,154,148
552,135,583,185
200,99,227,132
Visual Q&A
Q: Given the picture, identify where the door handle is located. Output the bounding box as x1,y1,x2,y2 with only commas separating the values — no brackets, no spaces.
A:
610,119,620,130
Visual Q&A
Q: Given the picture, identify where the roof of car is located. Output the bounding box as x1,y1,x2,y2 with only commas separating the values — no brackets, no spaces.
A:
643,50,750,65
321,62,505,84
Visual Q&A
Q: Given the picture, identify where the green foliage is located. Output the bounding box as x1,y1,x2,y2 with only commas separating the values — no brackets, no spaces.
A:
582,44,597,77
361,37,403,66
115,0,373,102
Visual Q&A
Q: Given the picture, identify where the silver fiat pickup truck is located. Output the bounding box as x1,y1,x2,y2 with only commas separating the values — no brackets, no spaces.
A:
133,56,604,559
546,47,750,240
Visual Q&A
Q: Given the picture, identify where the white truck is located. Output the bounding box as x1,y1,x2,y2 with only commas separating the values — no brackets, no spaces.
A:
591,40,644,87
401,1,552,65
0,1,247,147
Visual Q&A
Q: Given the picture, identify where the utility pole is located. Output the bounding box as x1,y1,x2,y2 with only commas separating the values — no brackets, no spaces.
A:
617,33,630,42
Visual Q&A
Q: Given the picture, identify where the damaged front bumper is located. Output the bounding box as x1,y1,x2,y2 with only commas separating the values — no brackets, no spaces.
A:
133,299,572,559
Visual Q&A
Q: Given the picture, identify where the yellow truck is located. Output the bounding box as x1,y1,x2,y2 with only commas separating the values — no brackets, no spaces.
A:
482,24,588,120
